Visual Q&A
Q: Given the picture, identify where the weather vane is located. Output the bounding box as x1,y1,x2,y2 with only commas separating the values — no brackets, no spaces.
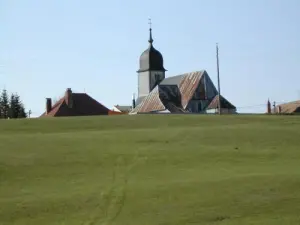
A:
148,18,152,29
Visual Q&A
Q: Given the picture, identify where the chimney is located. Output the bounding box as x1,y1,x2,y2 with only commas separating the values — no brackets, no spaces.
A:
132,93,136,109
65,88,73,108
267,99,271,114
46,98,52,114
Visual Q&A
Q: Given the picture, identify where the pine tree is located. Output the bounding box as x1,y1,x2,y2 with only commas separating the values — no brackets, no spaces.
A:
9,93,27,118
8,93,16,118
0,90,2,119
0,89,27,119
0,89,9,119
18,103,27,118
17,93,27,118
14,93,22,118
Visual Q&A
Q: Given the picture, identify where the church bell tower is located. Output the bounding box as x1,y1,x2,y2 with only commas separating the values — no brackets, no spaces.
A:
137,20,166,101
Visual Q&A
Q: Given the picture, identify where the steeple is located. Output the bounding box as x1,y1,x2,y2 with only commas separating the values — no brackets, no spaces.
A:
136,19,167,101
137,19,166,73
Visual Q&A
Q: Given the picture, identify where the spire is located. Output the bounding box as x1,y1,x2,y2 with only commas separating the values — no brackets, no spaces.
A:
148,18,153,44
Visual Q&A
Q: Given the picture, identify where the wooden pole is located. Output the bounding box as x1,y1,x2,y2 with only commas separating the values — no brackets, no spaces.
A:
216,43,221,115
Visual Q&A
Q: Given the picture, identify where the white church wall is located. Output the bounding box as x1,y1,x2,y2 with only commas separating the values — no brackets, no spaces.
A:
138,71,150,97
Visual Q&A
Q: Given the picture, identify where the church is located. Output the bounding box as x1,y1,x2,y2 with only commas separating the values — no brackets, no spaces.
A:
130,27,236,114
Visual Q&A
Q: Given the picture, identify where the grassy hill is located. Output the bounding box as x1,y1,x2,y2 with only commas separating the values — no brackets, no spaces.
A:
1,115,300,225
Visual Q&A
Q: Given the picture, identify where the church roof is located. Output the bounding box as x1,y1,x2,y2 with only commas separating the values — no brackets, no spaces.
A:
130,70,206,114
207,95,236,110
160,74,184,85
137,28,166,73
162,70,207,107
132,86,166,113
40,91,111,117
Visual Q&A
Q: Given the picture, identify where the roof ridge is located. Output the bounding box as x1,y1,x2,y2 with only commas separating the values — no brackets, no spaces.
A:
165,70,205,79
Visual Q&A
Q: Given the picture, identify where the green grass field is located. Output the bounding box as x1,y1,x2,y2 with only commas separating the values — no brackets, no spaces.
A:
1,115,300,225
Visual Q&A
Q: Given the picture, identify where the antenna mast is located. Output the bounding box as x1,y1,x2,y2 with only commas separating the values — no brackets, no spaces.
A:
216,43,221,115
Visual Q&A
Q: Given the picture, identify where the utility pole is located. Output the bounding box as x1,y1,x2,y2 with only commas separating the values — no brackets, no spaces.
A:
216,43,221,115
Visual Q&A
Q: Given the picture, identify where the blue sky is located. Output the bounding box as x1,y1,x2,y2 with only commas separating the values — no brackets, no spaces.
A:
1,0,299,116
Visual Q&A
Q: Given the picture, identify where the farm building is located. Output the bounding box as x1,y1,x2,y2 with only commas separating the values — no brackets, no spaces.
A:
130,27,236,114
40,88,121,117
111,105,132,113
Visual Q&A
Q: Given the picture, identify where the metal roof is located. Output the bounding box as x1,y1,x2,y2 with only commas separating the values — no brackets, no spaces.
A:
130,86,165,113
130,70,206,114
207,95,236,110
160,74,184,85
179,71,204,108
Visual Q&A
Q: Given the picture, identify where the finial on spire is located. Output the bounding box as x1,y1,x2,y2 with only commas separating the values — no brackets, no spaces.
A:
148,18,152,29
148,18,153,44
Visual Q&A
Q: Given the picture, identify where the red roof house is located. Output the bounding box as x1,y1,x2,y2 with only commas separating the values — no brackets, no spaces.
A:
40,88,120,117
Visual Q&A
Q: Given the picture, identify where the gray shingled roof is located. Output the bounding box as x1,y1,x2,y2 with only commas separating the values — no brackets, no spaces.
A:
160,74,184,85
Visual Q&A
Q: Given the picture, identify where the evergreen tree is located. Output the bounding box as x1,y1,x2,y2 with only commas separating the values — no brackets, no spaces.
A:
19,103,27,118
0,89,27,119
8,93,16,118
0,89,9,119
14,93,21,118
8,93,27,118
0,90,2,119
